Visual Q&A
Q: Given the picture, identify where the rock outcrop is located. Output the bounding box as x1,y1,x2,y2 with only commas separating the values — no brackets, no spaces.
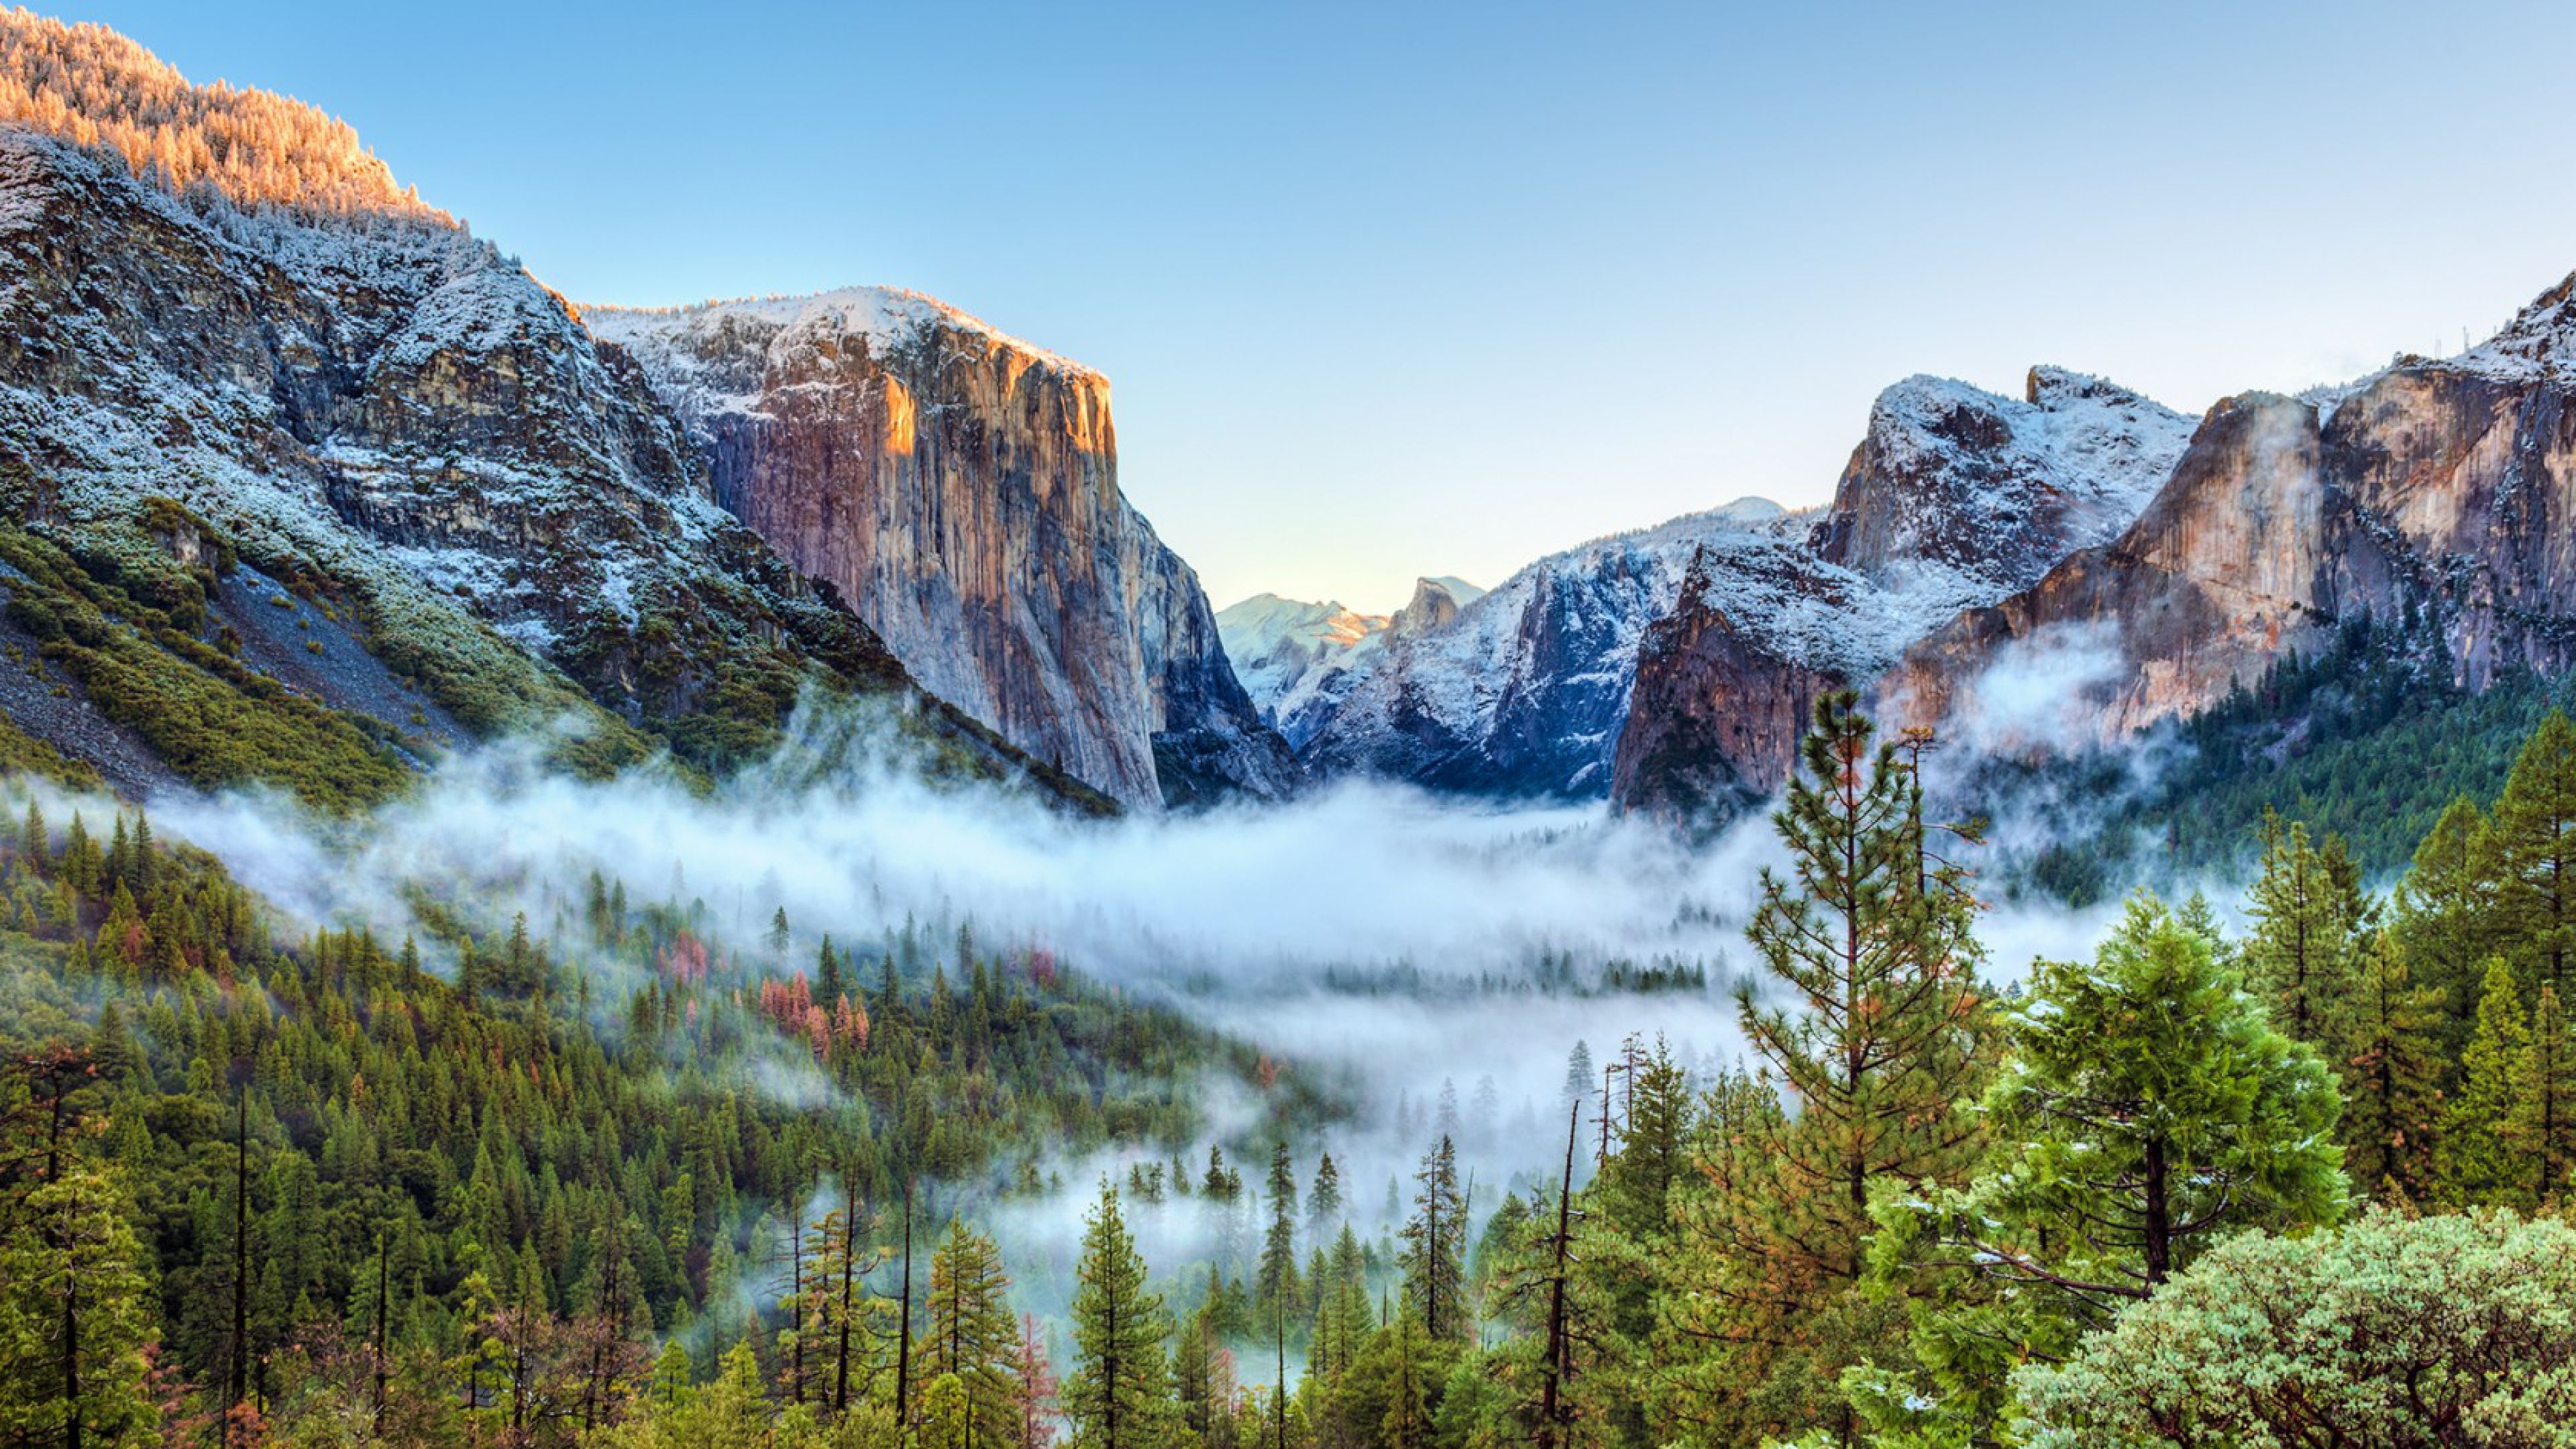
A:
1887,276,2576,739
0,15,1111,807
1595,370,2191,816
1297,502,1799,798
1620,271,2576,821
588,294,1298,810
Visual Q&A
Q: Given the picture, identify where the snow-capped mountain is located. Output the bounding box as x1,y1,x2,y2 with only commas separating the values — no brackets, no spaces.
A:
1610,368,2194,815
1254,364,2194,808
1878,270,2576,765
0,11,1250,811
1217,575,1491,749
1293,499,1794,797
587,292,1298,810
1216,594,1389,745
1618,279,2576,821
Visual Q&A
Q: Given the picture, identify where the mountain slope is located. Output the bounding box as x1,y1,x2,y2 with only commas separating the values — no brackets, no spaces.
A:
1884,273,2576,759
588,293,1299,810
1611,368,2199,816
1295,501,1792,797
0,13,1108,810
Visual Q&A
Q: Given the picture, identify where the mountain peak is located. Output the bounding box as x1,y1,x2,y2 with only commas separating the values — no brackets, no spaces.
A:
0,8,439,219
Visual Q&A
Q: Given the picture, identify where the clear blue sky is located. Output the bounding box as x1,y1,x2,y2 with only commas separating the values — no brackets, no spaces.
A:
50,0,2576,615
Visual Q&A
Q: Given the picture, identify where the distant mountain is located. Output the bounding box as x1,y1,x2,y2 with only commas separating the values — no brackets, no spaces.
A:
1287,500,1792,797
1272,364,2197,808
1618,280,2576,823
1615,367,2195,815
1217,575,1489,751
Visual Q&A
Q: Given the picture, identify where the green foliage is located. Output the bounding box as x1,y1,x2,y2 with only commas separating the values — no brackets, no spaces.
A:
0,519,411,810
1995,616,2576,894
1862,894,2349,1444
1065,1184,1177,1449
2015,1209,2576,1449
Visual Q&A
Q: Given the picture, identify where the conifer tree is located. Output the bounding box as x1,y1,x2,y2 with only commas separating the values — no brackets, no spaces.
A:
1732,690,1989,1288
2337,929,2443,1200
1065,1184,1174,1449
929,1217,1018,1449
1861,895,2347,1443
1306,1153,1342,1236
2510,984,2576,1203
2438,961,2531,1208
1256,1141,1300,1326
2241,810,2365,1048
2393,794,2497,1059
2489,708,2576,997
1400,1136,1467,1343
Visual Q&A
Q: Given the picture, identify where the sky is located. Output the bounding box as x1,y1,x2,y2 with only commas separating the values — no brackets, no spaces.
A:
48,0,2576,616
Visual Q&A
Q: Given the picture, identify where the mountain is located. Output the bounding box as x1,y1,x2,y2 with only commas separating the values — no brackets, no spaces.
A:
1882,276,2576,754
0,11,1258,812
1216,575,1491,750
1613,367,2195,814
588,295,1298,810
1616,275,2576,822
1291,500,1789,797
1214,593,1390,745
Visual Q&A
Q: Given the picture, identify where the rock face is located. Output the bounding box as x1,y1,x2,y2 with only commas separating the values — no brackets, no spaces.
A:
1216,594,1393,747
588,294,1298,810
1620,272,2576,821
1218,576,1493,751
1296,502,1796,797
1882,284,2576,747
0,17,1112,806
1811,368,2194,609
1597,371,2192,816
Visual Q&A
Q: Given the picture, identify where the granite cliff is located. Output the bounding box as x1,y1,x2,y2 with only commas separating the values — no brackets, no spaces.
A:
588,294,1298,810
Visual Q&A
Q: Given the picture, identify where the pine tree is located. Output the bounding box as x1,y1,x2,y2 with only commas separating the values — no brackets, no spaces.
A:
1400,1136,1467,1343
2510,984,2576,1203
1306,1154,1342,1236
2439,961,2531,1208
2489,709,2576,998
2394,794,2497,1060
2241,810,2365,1048
1864,895,2348,1442
2337,929,2443,1201
1065,1184,1174,1449
1736,692,1990,1282
928,1217,1018,1449
1256,1142,1299,1328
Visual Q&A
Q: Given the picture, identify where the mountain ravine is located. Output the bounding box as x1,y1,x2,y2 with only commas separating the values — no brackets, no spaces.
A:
589,294,1299,811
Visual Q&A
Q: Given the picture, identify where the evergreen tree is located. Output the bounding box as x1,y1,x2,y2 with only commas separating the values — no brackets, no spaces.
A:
2337,929,2443,1201
2438,961,2531,1208
1670,693,1989,1438
1065,1185,1175,1449
2241,810,2366,1048
1862,895,2349,1443
1399,1136,1467,1343
1255,1141,1299,1327
2489,708,2576,997
928,1218,1018,1449
2509,984,2576,1203
0,1156,158,1449
2392,794,2497,1059
1306,1153,1342,1236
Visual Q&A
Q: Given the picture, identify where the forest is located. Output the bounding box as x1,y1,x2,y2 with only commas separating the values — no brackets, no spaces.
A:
4,690,2576,1448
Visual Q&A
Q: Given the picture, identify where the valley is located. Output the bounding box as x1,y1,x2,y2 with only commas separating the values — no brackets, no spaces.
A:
1,10,2573,1449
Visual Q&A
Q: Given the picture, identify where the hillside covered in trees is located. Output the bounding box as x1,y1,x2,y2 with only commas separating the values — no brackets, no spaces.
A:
7,690,2576,1448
